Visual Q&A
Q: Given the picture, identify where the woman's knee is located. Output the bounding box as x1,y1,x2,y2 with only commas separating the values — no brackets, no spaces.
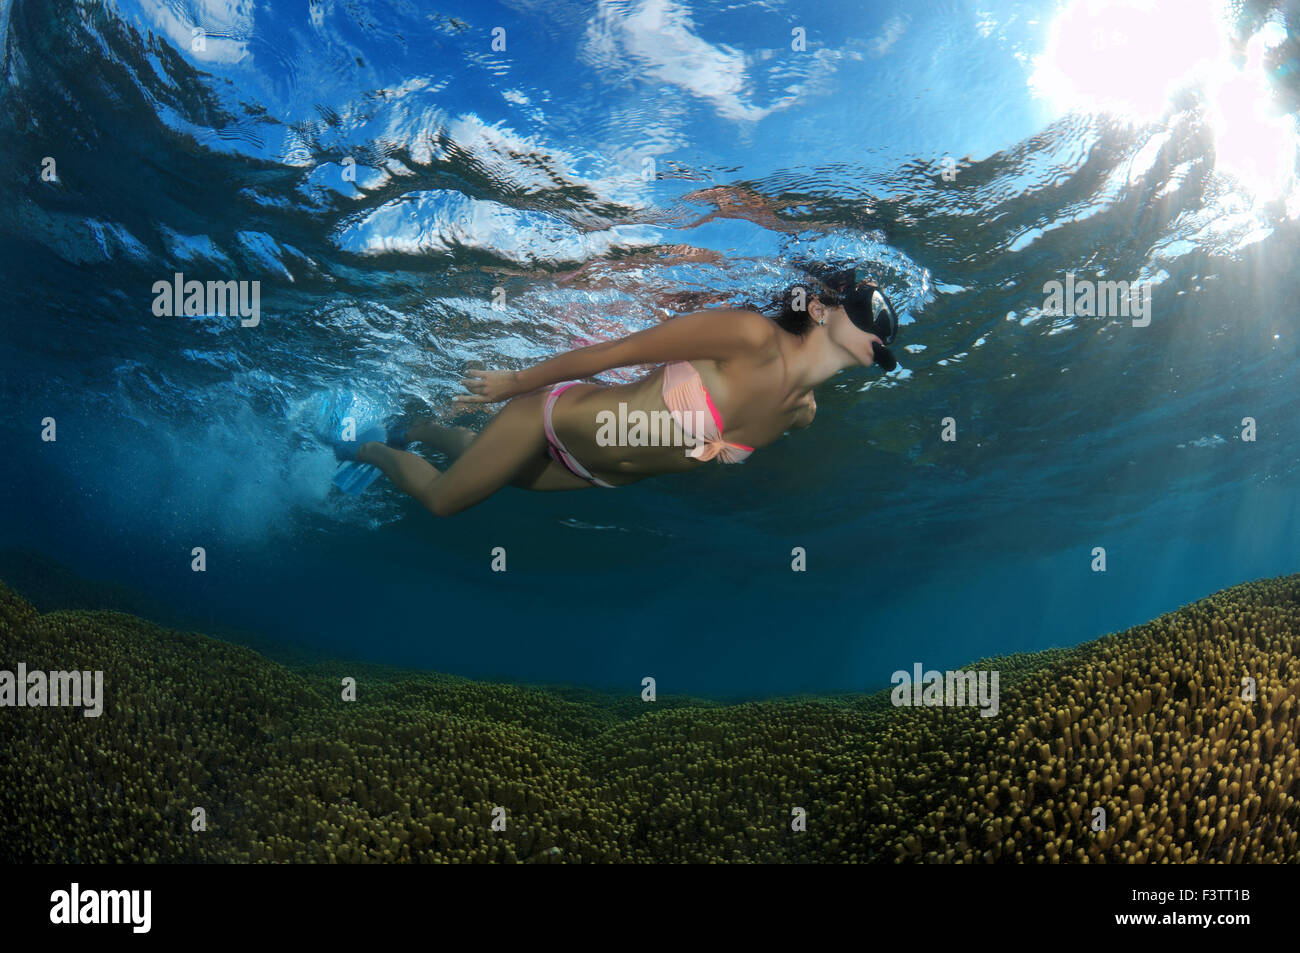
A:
416,390,550,516
413,477,465,517
427,496,463,518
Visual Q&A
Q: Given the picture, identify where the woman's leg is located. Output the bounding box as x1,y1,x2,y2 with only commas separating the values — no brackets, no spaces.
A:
401,416,591,491
405,421,476,460
354,443,443,505
358,390,581,516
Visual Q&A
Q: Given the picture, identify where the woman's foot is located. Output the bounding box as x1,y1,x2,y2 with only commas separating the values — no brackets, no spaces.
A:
334,426,387,462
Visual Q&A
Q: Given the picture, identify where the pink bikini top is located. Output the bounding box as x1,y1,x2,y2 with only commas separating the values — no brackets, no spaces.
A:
661,361,755,464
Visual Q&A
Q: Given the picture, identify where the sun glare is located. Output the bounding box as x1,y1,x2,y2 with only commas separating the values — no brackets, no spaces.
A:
1206,27,1296,202
1030,0,1297,202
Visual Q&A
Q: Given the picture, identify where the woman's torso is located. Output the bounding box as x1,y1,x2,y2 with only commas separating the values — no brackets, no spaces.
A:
551,316,816,484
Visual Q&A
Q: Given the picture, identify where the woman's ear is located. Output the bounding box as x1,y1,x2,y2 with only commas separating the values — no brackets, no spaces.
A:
807,298,826,324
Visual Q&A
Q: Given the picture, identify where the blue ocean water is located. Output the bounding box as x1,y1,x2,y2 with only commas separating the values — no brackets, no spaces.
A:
0,0,1297,698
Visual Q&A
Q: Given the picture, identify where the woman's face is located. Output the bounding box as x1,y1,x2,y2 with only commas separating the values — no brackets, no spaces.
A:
826,304,883,366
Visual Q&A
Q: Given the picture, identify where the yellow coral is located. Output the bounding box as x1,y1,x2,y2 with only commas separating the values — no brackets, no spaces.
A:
2,573,1299,863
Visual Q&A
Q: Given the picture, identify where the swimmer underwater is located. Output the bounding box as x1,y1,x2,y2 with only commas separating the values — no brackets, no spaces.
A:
334,267,901,515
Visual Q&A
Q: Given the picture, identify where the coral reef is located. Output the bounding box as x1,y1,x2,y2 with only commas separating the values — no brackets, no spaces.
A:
1,573,1298,863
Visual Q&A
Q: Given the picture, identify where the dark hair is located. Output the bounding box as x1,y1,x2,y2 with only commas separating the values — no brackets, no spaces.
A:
766,277,845,337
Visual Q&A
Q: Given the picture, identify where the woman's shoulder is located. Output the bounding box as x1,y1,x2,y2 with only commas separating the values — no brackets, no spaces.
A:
695,307,776,347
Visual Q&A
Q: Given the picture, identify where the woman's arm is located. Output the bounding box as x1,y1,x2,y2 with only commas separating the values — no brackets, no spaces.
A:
457,308,771,404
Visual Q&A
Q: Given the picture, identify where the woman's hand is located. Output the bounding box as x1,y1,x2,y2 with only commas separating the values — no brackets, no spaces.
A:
455,368,522,404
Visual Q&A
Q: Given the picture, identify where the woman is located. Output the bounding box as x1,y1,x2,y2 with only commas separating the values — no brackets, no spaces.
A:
339,269,900,516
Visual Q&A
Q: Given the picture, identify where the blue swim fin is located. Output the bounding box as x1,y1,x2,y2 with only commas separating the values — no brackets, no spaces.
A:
332,460,384,496
331,425,387,495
